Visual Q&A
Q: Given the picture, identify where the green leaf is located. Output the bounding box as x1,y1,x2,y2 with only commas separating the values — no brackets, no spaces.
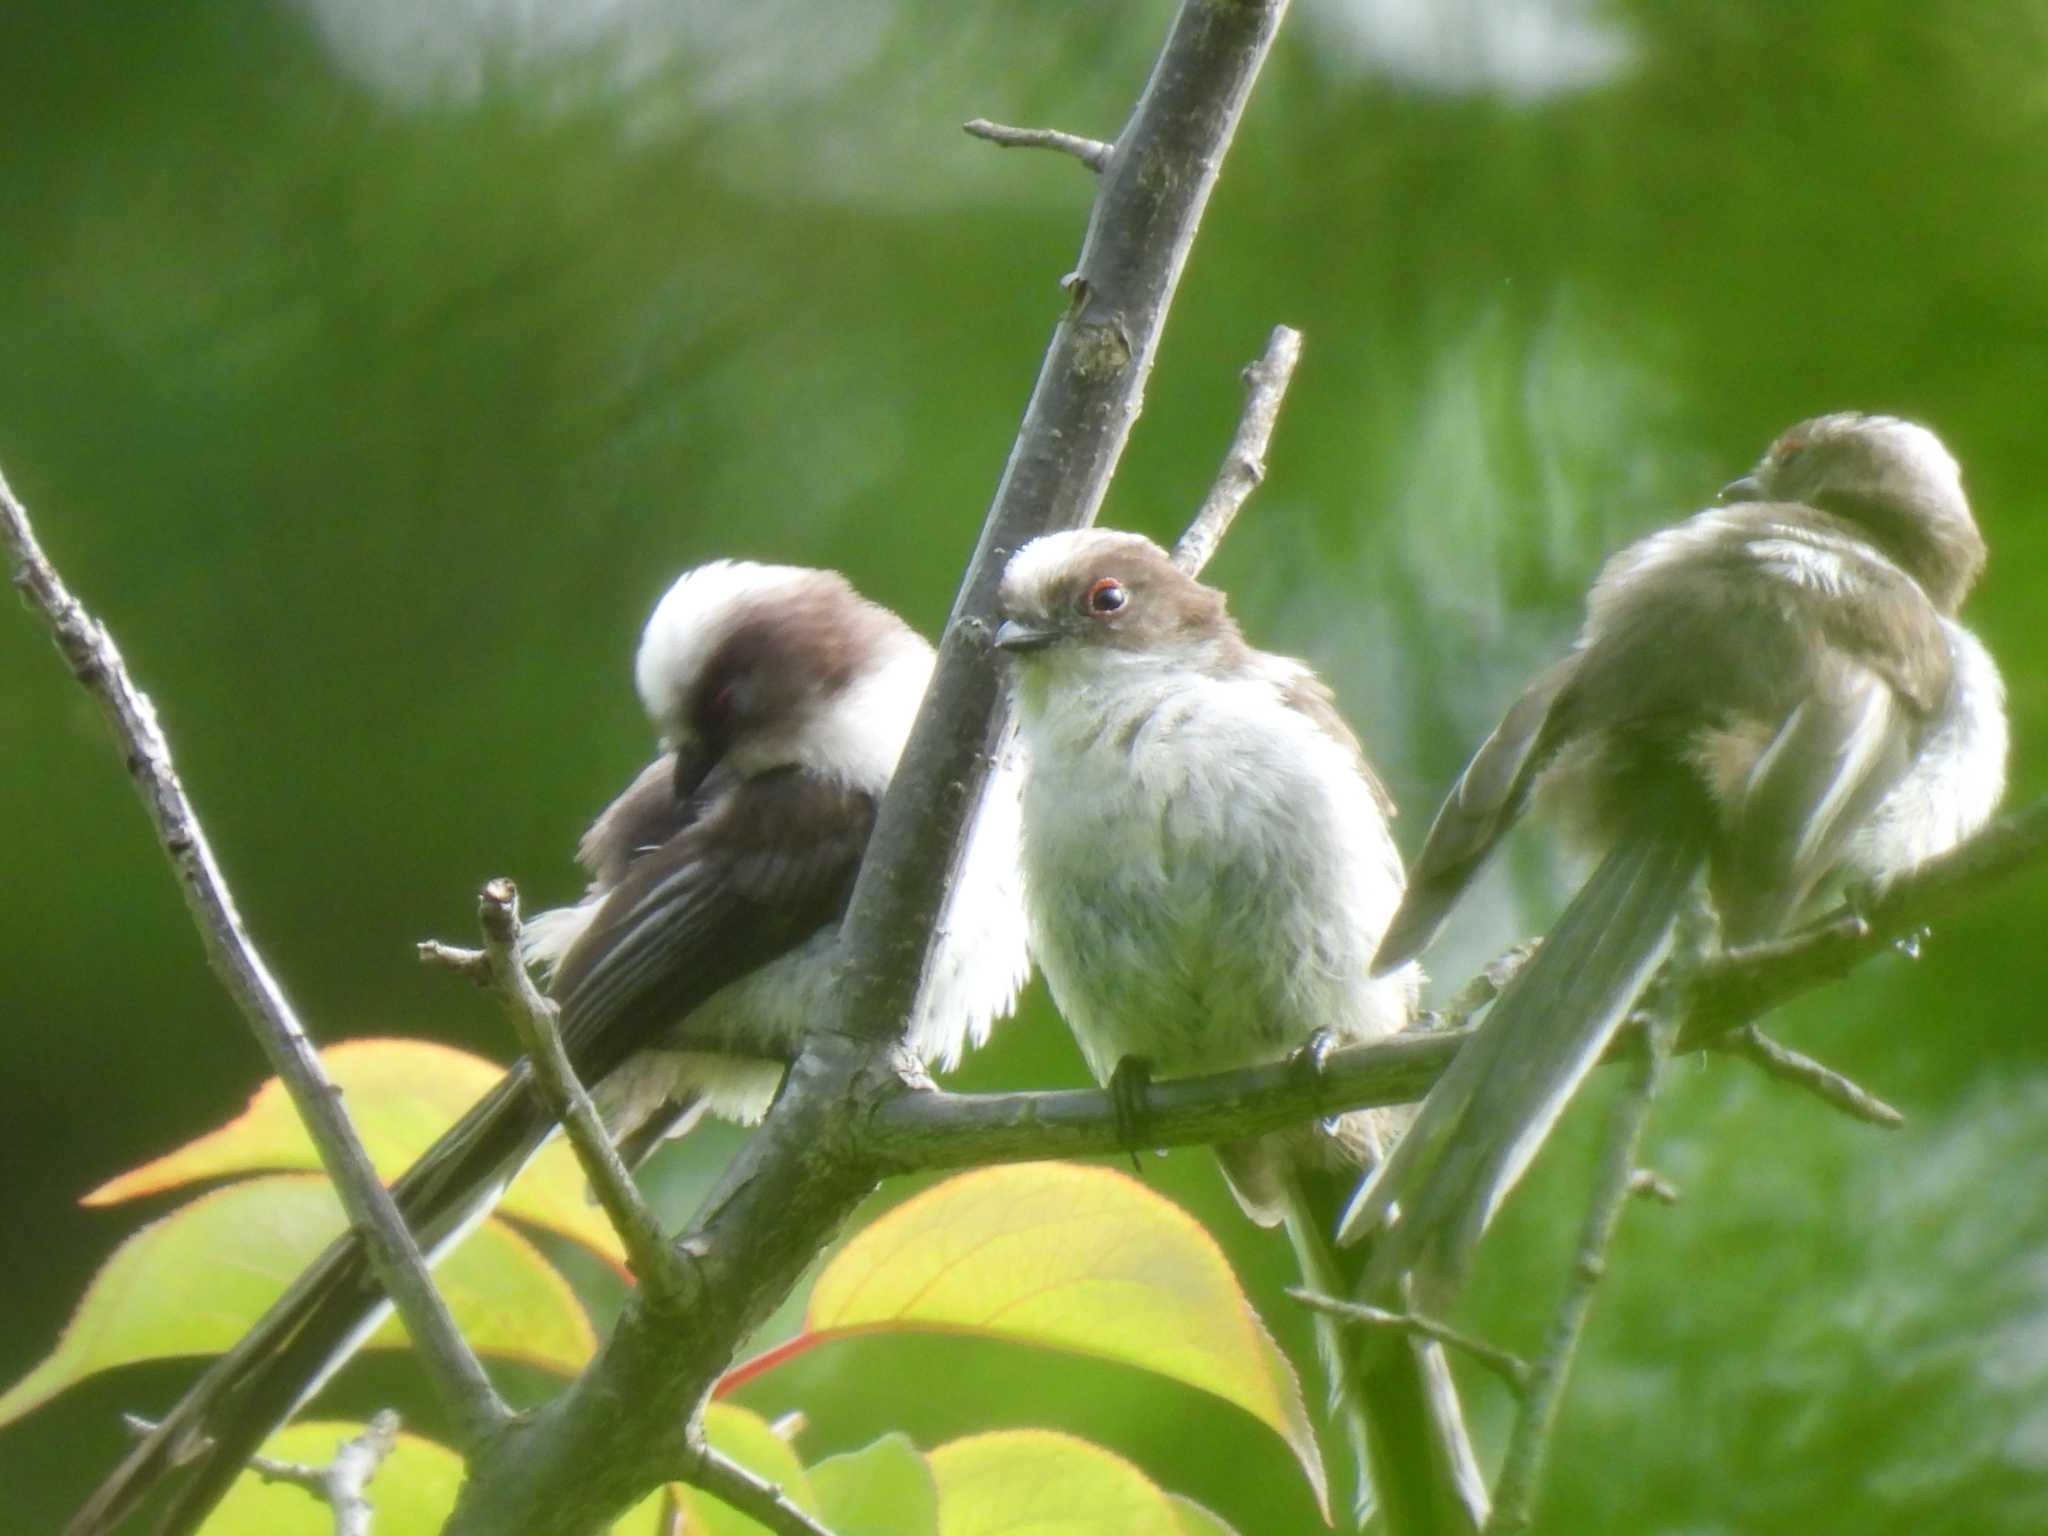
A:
928,1429,1183,1536
0,1174,594,1428
804,1163,1324,1511
810,1433,940,1536
208,1421,466,1536
82,1038,628,1268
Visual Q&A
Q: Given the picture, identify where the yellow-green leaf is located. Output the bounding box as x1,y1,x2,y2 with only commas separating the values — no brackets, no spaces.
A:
0,1175,594,1429
928,1429,1181,1536
82,1037,626,1267
209,1421,465,1536
810,1433,940,1536
1168,1493,1245,1536
806,1163,1324,1511
668,1403,819,1536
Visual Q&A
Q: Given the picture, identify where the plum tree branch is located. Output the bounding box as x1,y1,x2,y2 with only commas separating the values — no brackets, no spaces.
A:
682,1444,840,1536
420,881,690,1301
0,468,508,1446
962,117,1113,172
1173,323,1304,574
866,797,2048,1170
436,5,1298,1531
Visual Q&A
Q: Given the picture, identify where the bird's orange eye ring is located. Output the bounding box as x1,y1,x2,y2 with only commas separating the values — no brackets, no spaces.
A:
1775,436,1807,465
1083,576,1128,617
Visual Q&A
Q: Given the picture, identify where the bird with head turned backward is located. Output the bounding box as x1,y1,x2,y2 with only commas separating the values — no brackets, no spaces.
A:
994,528,1489,1534
1340,413,2008,1313
71,559,1030,1536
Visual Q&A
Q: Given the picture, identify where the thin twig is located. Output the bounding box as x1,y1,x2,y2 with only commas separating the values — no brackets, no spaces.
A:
1627,1170,1680,1205
1,468,506,1443
124,1413,402,1536
1486,997,1680,1531
963,116,1114,172
1712,1025,1905,1128
1426,942,1540,1032
1172,324,1305,575
422,881,690,1301
1287,1288,1530,1399
1679,796,2048,1046
684,1444,840,1536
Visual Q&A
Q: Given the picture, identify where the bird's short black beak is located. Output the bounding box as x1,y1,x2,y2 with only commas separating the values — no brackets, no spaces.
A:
992,619,1059,654
1718,473,1765,505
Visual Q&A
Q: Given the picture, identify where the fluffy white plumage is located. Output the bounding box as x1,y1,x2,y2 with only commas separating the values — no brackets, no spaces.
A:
531,558,1029,1123
1000,528,1416,1083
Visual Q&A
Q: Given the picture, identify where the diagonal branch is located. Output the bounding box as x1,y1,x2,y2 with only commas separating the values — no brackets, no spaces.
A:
437,6,1298,1532
1287,1290,1531,1400
1,468,507,1444
420,880,691,1301
681,1444,840,1536
1679,795,2048,1042
1710,1026,1904,1128
1485,990,1680,1531
1173,324,1304,574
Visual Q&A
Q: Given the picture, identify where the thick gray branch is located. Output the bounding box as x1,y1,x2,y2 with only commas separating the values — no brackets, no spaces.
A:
866,796,2048,1172
869,1029,1458,1171
438,6,1295,1532
834,0,1295,1051
1,469,507,1444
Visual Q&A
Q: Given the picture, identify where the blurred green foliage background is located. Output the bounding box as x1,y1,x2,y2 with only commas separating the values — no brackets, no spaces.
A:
5,2,2046,1530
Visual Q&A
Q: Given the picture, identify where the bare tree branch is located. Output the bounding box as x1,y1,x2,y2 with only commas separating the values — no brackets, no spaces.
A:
1486,991,1680,1532
963,116,1113,172
1287,1289,1530,1400
124,1413,401,1536
1711,1025,1905,1128
869,1028,1456,1171
0,468,507,1446
1173,324,1304,574
1679,796,2048,1043
436,6,1297,1531
420,881,690,1300
868,797,2048,1170
681,1444,840,1536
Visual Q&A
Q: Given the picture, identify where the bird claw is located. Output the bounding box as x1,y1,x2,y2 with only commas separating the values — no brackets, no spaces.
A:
1290,1027,1335,1088
1108,1055,1155,1170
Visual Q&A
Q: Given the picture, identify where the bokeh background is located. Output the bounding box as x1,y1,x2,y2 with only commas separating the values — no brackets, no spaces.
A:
5,2,2046,1531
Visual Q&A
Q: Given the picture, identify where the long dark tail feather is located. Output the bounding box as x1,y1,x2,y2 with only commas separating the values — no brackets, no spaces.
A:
1279,1164,1488,1535
1345,801,1708,1309
69,1070,556,1536
1372,857,1489,979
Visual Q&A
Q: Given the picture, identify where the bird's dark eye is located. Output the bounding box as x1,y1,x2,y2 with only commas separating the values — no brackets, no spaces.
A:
704,680,739,725
1082,577,1128,617
1774,437,1807,467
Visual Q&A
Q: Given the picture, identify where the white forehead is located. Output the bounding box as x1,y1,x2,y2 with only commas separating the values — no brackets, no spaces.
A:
633,559,819,720
1871,417,1962,485
1000,529,1168,612
1803,414,1962,486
